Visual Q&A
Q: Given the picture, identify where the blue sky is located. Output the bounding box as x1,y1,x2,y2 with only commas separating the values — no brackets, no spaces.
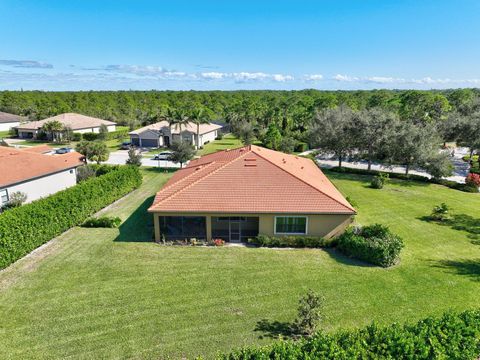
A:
1,0,480,91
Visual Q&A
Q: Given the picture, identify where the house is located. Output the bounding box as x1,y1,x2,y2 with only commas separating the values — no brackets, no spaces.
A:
15,113,116,139
129,120,222,148
148,145,356,242
0,111,26,132
0,145,84,206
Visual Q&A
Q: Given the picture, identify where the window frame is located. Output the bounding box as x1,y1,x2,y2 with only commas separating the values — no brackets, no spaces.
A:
274,216,308,235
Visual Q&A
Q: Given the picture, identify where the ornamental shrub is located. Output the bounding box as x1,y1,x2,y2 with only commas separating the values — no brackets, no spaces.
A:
337,224,403,267
82,216,121,228
0,166,142,269
370,173,389,189
248,234,328,248
465,173,480,188
217,310,480,360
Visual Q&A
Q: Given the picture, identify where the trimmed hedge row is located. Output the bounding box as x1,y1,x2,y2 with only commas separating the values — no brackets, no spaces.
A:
80,126,129,141
337,224,404,267
328,166,478,193
82,216,121,228
0,165,142,269
217,310,480,360
247,234,329,248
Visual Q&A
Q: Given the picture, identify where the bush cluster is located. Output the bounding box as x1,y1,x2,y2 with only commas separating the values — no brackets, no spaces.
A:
0,166,142,269
79,127,129,141
329,166,476,193
217,310,480,360
370,173,389,189
337,224,403,267
248,234,328,248
82,216,122,228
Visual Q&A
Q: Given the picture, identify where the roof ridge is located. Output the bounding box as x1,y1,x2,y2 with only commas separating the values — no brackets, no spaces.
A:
159,160,217,192
151,149,252,210
251,147,355,212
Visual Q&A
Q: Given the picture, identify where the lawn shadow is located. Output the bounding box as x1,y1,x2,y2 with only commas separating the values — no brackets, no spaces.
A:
254,319,298,339
419,214,480,241
115,195,155,242
433,259,480,282
324,248,375,267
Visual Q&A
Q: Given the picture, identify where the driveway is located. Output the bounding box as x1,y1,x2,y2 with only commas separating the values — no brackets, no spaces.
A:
103,150,181,168
302,147,471,184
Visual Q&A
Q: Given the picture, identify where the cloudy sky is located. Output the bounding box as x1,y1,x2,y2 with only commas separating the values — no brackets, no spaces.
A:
1,0,480,91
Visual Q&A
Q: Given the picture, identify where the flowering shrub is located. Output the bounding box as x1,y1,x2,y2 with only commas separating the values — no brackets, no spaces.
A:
465,173,480,188
213,239,225,246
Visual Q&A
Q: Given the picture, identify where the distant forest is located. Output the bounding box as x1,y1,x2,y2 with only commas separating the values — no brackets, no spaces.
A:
1,89,479,130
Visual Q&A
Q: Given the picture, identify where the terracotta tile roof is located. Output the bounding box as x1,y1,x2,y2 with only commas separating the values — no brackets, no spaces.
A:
20,144,54,154
0,111,26,124
149,145,355,214
15,113,116,131
0,146,84,187
129,120,222,135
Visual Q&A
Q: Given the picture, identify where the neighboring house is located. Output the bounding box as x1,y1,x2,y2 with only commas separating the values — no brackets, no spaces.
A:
0,111,26,132
0,145,84,206
149,145,356,242
15,113,117,139
129,120,222,148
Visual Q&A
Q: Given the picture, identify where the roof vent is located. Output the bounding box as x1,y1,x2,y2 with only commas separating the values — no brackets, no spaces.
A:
244,158,256,162
195,166,201,171
244,164,257,167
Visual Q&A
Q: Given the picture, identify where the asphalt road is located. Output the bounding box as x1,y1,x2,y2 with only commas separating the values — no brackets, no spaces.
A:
103,150,182,168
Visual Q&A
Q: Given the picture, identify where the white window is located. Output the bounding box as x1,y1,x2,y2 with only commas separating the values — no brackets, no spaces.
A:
0,189,9,206
274,216,308,235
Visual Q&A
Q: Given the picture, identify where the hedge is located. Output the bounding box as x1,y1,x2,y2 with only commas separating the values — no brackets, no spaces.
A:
336,224,403,267
247,234,328,248
217,310,480,360
81,126,129,141
0,165,142,269
328,166,478,193
82,216,121,228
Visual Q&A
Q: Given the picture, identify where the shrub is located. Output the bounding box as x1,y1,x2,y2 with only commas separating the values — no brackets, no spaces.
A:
76,165,97,182
370,173,389,189
247,234,328,248
72,132,82,141
82,216,121,228
217,310,480,359
1,191,27,210
125,147,142,166
82,132,98,141
295,290,324,336
0,166,142,269
430,203,451,222
337,224,403,267
215,133,224,140
465,173,480,189
294,141,309,153
213,239,225,246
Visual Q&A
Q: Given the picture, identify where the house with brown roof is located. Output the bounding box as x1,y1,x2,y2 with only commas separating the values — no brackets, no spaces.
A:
129,120,222,148
148,145,355,243
0,146,84,206
0,111,27,132
15,113,116,139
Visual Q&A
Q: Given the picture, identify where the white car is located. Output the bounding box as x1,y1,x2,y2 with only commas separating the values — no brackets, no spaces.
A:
153,151,172,161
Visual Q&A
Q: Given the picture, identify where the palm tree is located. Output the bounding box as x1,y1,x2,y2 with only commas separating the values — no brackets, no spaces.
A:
41,120,64,142
189,107,210,149
171,109,190,144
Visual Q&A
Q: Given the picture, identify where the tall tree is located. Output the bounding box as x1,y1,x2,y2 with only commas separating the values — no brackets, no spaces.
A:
169,141,195,168
309,105,356,167
189,107,211,149
353,108,398,170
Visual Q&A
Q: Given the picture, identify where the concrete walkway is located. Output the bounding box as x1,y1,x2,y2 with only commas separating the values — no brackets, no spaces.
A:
301,147,471,184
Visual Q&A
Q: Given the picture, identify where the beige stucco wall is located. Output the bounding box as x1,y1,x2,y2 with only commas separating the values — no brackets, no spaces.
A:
3,168,77,203
152,212,353,242
0,122,19,132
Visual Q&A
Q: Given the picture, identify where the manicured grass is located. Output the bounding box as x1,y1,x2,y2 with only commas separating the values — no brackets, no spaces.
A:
1,170,480,359
198,133,244,155
0,130,11,138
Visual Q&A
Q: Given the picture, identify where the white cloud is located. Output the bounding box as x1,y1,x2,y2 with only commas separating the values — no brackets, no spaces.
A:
304,74,324,81
201,71,228,80
0,59,53,69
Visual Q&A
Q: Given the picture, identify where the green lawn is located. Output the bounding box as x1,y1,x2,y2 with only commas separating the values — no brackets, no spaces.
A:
1,170,480,359
198,133,244,155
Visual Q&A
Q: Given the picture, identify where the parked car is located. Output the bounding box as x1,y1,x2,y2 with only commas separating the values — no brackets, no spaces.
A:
120,142,133,150
55,147,72,154
153,151,173,160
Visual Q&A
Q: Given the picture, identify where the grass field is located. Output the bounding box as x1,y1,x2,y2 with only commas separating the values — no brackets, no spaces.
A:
198,133,244,155
1,169,480,359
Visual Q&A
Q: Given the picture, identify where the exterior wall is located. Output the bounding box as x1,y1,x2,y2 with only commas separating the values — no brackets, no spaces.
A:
198,130,217,147
18,129,36,138
107,124,116,132
17,124,116,136
152,212,353,242
3,168,78,203
0,122,19,132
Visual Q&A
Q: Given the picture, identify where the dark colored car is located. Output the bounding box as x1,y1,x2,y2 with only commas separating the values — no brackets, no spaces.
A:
120,142,133,150
55,147,72,154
